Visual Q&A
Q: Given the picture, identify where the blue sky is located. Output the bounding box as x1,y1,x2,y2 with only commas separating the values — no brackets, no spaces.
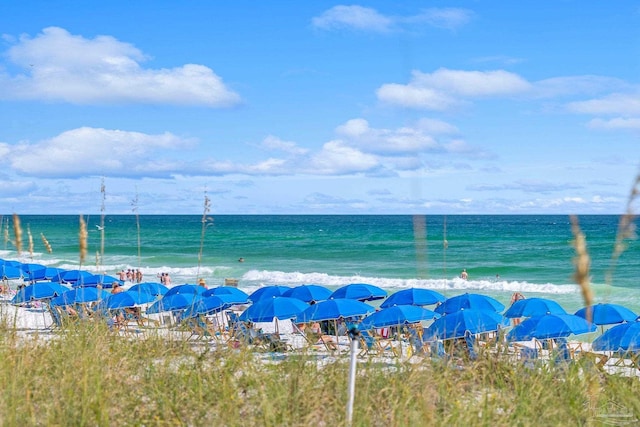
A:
0,1,639,214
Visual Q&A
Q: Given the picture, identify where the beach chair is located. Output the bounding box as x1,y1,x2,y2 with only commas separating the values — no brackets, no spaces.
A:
464,331,478,361
229,321,265,346
578,351,610,372
260,332,292,352
406,326,430,356
429,340,448,361
551,338,572,366
358,330,392,357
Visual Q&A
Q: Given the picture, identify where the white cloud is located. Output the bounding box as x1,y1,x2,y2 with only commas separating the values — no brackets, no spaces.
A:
376,83,457,110
415,118,459,135
336,118,440,154
261,135,309,155
413,68,531,97
312,6,473,33
587,117,640,130
335,118,370,138
312,6,393,32
0,27,241,106
377,68,531,110
9,127,194,178
0,179,37,197
409,8,474,30
534,76,628,99
567,93,640,116
309,140,380,175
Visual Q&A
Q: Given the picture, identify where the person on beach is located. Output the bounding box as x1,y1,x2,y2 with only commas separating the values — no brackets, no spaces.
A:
198,278,207,289
510,292,526,325
111,282,124,294
118,269,126,281
460,269,468,280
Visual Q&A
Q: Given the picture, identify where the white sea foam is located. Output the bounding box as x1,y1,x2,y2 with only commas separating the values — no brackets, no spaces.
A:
240,269,580,295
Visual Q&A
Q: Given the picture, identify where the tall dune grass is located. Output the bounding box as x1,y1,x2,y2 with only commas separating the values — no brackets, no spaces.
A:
79,215,88,268
0,323,638,426
12,213,22,256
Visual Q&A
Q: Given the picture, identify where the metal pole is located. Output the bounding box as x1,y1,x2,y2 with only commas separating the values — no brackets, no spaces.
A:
346,326,360,426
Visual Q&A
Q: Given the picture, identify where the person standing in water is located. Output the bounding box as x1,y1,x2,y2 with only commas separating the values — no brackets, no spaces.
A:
460,269,468,280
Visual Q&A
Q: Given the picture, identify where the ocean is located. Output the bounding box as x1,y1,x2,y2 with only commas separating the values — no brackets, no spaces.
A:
1,214,638,313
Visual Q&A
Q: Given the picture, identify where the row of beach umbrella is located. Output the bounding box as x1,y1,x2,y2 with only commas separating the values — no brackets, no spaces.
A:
6,258,640,353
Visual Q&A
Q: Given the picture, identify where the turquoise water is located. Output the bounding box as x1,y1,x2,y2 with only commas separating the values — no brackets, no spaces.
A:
1,214,638,313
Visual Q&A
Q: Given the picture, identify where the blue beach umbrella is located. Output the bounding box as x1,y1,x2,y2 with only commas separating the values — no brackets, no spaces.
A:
44,267,66,282
329,283,387,302
239,296,309,323
506,313,596,341
574,303,638,325
248,285,291,303
99,290,157,310
51,287,110,306
297,298,375,322
1,264,23,280
504,298,567,318
11,282,70,304
147,293,203,314
203,286,249,302
164,284,207,297
0,259,22,268
592,321,640,352
426,309,509,340
282,284,332,303
21,263,47,282
435,293,505,315
183,295,239,318
129,282,169,297
360,305,441,330
380,288,446,308
54,270,96,286
76,274,123,288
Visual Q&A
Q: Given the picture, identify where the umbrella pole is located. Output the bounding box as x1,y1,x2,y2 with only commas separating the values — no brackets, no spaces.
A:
346,326,359,427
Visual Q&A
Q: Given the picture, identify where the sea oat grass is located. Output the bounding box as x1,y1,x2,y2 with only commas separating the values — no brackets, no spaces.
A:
0,323,639,426
12,213,22,255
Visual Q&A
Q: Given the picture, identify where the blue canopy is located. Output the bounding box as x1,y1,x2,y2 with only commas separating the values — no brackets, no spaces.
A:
129,282,169,296
297,298,375,322
1,264,23,280
183,295,240,318
76,274,123,288
53,270,97,285
147,293,203,314
329,283,387,302
203,286,249,302
248,285,291,303
592,321,640,352
574,303,638,325
380,288,446,308
51,287,110,306
360,305,440,330
504,298,567,318
507,313,596,341
435,293,505,315
282,284,332,303
98,290,157,310
11,282,70,304
426,309,509,340
44,267,66,281
239,296,309,323
164,284,207,297
20,263,47,282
